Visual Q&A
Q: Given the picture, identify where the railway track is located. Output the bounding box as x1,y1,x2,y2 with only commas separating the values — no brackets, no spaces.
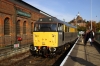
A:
0,39,77,66
0,47,64,66
11,43,73,66
14,54,61,66
0,50,30,66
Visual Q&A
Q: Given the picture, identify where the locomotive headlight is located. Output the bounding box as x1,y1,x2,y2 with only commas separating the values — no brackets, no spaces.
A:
34,46,37,50
49,47,56,52
30,46,37,51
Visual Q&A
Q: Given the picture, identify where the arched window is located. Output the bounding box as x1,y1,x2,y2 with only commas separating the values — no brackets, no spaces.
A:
4,17,10,35
31,22,33,34
23,21,26,34
16,20,20,34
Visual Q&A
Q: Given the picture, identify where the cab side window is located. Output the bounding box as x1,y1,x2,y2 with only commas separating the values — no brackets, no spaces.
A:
58,23,63,31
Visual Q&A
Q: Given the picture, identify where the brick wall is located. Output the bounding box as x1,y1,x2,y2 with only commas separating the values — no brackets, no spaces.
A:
0,0,47,47
0,0,15,47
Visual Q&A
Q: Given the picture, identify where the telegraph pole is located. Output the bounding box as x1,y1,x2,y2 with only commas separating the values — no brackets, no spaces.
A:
91,0,92,30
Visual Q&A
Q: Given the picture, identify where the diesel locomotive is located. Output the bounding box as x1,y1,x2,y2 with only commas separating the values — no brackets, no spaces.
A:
30,17,78,57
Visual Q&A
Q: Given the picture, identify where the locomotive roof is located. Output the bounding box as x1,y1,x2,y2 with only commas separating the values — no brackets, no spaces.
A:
36,17,77,28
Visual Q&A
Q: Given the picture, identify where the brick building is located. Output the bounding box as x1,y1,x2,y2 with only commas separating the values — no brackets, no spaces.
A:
0,0,51,47
70,13,86,27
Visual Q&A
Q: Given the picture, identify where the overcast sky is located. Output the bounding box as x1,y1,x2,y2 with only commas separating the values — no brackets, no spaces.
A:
24,0,100,22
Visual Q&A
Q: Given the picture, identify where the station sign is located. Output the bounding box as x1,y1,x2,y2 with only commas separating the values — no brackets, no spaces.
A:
17,10,31,18
14,43,19,48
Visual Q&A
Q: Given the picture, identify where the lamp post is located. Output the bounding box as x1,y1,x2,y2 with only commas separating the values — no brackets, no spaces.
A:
91,0,92,30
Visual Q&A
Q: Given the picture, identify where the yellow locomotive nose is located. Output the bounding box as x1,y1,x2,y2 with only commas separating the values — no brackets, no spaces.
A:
33,32,58,47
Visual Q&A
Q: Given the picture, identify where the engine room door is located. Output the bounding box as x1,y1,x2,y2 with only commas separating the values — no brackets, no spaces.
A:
62,31,64,41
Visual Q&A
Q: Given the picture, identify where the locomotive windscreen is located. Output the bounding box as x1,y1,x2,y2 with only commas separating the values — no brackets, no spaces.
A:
34,23,57,32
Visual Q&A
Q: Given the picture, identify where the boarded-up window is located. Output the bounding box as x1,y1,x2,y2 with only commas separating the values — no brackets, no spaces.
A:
23,21,26,34
16,20,20,34
4,17,10,35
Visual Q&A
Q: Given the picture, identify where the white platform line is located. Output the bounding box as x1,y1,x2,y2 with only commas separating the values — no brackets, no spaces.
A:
60,37,79,66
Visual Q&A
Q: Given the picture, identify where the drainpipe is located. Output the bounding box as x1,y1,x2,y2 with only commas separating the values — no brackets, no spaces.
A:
14,5,17,44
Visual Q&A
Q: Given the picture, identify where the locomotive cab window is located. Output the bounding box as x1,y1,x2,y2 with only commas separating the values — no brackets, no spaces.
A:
57,23,63,32
34,23,57,32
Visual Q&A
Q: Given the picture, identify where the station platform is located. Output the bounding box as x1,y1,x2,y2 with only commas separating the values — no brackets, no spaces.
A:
63,37,100,66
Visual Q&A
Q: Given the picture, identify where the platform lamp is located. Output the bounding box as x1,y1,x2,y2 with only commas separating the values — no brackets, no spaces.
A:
91,0,92,30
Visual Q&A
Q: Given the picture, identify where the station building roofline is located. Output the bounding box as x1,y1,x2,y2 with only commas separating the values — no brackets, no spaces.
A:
8,0,53,17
